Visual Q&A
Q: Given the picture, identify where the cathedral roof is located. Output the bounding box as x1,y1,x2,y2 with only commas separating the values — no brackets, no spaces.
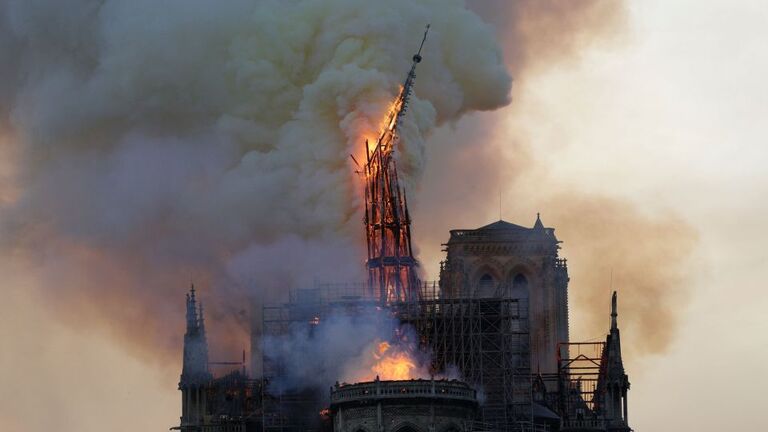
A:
477,220,531,231
447,215,559,245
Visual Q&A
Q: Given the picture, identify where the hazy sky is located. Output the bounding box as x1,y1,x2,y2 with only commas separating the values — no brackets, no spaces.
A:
1,1,766,431
507,1,768,430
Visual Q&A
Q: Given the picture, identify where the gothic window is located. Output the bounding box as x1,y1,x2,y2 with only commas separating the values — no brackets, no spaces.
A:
477,273,495,297
511,273,529,299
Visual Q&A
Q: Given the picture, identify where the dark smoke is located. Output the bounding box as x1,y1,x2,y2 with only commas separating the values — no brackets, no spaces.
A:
262,309,433,393
0,0,512,366
0,0,684,371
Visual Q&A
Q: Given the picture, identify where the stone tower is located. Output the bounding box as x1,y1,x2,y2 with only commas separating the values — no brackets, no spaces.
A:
179,285,211,430
439,215,569,374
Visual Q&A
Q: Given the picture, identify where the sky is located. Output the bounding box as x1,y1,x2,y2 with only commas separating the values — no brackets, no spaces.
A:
499,1,768,429
1,1,767,431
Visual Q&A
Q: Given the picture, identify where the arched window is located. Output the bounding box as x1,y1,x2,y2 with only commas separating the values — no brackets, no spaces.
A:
510,273,529,299
477,273,495,297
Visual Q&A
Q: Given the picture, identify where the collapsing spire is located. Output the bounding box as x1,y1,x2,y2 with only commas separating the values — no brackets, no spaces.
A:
362,25,429,303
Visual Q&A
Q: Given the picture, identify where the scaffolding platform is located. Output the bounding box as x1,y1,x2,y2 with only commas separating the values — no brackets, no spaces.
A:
261,282,532,432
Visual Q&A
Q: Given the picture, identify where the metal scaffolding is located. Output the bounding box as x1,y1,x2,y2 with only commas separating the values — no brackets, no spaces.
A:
261,286,379,432
396,295,532,430
553,341,607,431
261,281,533,432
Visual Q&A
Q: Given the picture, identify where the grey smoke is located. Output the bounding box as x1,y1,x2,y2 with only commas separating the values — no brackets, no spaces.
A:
0,0,511,361
262,308,433,392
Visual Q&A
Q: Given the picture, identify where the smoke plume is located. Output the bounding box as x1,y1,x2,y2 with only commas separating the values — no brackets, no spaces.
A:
0,0,511,364
540,195,698,355
413,0,697,356
262,308,432,393
468,0,628,76
0,0,690,375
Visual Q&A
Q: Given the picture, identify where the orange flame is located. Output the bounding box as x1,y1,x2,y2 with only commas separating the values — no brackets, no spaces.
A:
370,340,419,380
360,85,406,159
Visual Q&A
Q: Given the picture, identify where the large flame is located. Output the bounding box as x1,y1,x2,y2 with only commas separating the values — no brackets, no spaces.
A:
371,341,418,380
343,337,429,383
358,85,406,159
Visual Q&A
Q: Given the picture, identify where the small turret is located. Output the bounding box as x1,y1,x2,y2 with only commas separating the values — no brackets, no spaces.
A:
179,284,211,430
186,284,198,332
606,292,625,380
599,291,631,432
181,284,209,381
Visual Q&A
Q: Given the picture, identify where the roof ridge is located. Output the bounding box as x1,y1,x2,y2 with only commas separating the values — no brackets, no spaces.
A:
477,219,530,231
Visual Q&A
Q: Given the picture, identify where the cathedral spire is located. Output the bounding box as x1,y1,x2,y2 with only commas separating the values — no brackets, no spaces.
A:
186,283,198,333
606,291,624,373
362,25,429,303
179,285,210,429
181,284,210,384
533,212,544,230
599,290,631,430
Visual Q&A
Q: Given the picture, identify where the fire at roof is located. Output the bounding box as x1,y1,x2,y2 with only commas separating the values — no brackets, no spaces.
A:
174,27,633,432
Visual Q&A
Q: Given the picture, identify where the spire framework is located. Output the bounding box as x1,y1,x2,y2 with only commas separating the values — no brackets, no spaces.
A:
362,25,429,304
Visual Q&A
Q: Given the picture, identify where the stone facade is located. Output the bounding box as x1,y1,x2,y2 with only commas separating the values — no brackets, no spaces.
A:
330,379,478,432
439,216,569,374
176,217,634,432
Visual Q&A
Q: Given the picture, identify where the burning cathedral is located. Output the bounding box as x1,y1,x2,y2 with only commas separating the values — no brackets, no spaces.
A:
172,27,633,432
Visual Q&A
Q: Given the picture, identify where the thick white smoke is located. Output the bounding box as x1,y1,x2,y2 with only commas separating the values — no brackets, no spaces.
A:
0,0,511,360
